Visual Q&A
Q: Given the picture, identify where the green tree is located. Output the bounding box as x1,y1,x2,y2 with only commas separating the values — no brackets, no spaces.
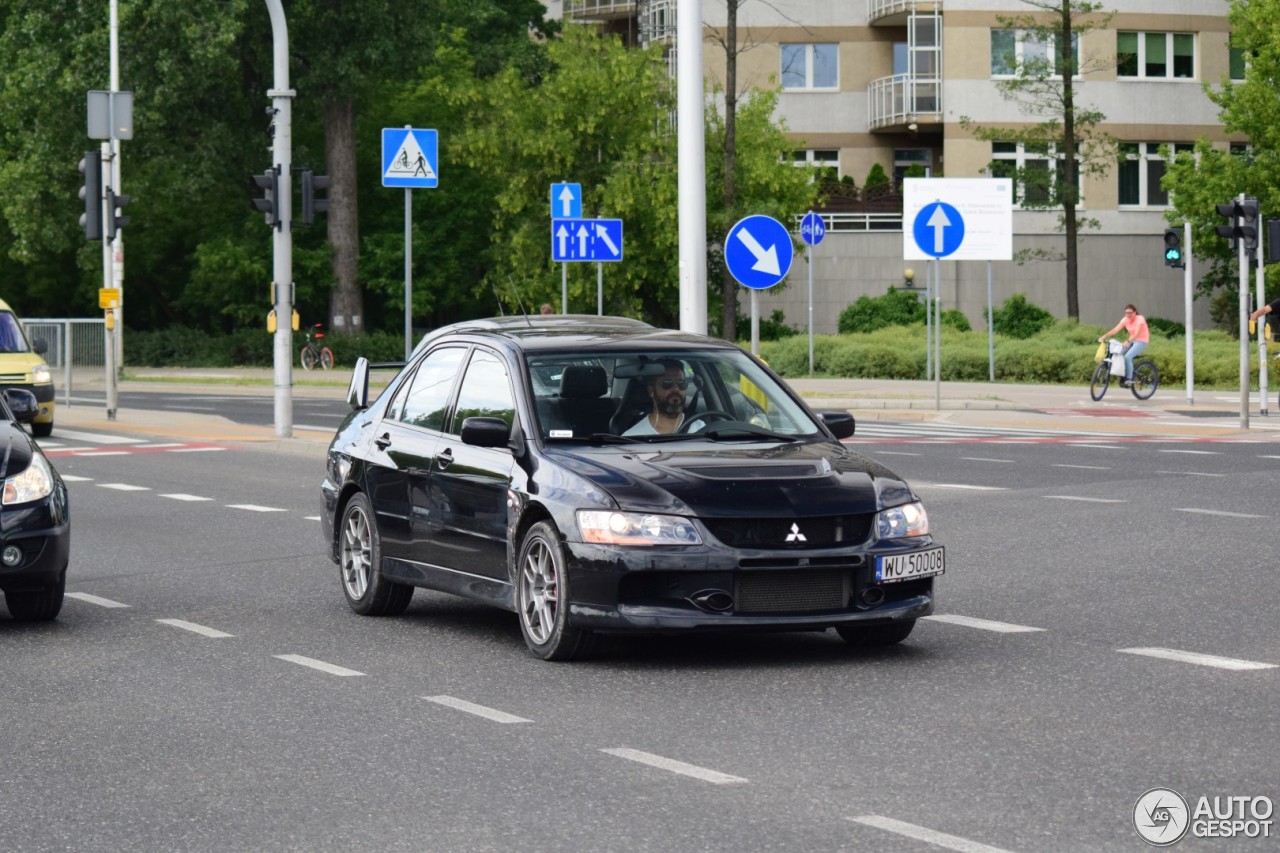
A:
959,1,1115,320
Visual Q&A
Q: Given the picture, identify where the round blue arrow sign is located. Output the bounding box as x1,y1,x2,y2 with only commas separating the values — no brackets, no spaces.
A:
912,202,965,258
800,211,826,246
724,214,794,289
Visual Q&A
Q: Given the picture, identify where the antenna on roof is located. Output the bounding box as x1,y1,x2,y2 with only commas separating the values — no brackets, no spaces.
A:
506,276,532,327
490,283,505,317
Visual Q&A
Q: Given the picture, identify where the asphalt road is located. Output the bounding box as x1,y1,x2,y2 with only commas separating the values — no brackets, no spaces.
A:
70,389,351,431
1,429,1276,851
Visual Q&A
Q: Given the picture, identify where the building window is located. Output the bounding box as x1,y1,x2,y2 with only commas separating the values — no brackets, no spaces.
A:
792,149,840,180
989,141,1080,207
1229,37,1247,81
1118,142,1193,207
781,44,838,90
1230,142,1253,162
991,29,1079,77
893,149,932,185
1117,32,1195,79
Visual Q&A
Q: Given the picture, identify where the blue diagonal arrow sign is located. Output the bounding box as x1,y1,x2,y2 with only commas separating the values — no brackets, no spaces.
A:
724,214,794,289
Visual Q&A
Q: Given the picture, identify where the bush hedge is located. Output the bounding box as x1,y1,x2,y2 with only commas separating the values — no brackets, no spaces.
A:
125,326,407,367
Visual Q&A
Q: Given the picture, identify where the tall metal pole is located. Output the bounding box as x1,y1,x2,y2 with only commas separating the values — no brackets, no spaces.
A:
986,261,994,381
925,261,933,380
1257,225,1268,416
1184,221,1193,405
110,0,124,375
100,142,116,420
597,262,603,315
677,0,707,333
1238,194,1249,429
404,186,412,360
266,0,294,438
807,240,815,375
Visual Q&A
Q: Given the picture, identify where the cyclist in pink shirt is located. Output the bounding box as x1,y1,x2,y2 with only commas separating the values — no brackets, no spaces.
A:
1099,304,1150,387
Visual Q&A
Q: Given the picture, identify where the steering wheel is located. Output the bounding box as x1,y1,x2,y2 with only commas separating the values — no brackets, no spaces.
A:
676,410,735,434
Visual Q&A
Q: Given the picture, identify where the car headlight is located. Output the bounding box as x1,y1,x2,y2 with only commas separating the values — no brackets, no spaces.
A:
577,510,702,546
875,501,929,539
31,365,51,384
3,453,53,505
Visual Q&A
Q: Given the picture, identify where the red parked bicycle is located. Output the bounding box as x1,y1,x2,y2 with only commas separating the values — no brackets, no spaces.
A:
300,324,334,371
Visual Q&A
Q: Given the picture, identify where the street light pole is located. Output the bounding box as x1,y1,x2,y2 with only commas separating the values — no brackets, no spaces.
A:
265,0,295,438
677,0,706,334
110,0,124,375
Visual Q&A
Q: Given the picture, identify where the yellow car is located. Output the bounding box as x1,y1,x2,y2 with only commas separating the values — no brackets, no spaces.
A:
0,299,55,437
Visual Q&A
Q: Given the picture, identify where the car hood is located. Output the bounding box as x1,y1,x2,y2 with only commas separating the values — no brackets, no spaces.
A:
544,440,914,518
0,352,47,378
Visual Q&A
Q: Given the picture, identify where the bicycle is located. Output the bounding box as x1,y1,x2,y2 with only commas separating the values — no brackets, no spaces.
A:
1090,338,1157,401
300,323,334,371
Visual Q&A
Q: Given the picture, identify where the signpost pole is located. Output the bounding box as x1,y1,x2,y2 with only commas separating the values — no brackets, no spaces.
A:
935,284,942,411
1238,194,1249,429
807,238,815,375
597,262,603,316
1257,226,1268,416
751,290,760,356
925,261,933,381
404,187,412,360
99,142,116,419
987,261,995,381
561,263,567,314
1184,221,1194,405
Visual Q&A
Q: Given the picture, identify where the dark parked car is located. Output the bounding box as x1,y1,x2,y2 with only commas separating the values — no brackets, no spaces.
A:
321,316,943,660
0,388,70,621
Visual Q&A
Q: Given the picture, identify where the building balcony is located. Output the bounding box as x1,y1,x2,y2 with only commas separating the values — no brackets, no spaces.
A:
868,73,943,132
565,0,638,21
868,0,943,26
638,0,676,46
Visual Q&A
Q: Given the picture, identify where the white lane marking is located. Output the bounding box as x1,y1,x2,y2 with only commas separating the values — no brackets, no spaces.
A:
133,443,186,449
874,451,922,456
1068,443,1123,450
305,516,321,521
1052,464,1109,470
226,504,288,513
1174,508,1267,519
924,614,1046,634
296,423,340,432
273,654,365,677
848,816,1016,853
1118,647,1276,671
66,592,130,608
163,404,218,411
1158,449,1220,455
97,483,151,491
601,748,747,785
75,451,131,457
167,447,227,453
50,429,143,445
37,441,65,448
1044,495,1126,503
156,618,234,638
424,695,532,724
914,483,1008,491
59,474,93,482
161,493,213,502
1260,455,1280,460
960,457,1015,464
1156,471,1225,478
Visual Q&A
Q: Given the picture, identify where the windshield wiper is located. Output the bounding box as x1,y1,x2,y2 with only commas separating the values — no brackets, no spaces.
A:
700,425,801,442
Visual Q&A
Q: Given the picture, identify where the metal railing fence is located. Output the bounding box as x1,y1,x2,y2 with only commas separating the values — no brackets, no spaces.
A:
21,318,108,405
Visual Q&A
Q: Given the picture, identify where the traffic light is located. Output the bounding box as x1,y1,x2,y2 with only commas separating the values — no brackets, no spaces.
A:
105,188,131,240
250,166,280,228
1267,219,1280,264
78,152,102,241
300,170,329,227
1215,197,1260,258
1163,228,1184,268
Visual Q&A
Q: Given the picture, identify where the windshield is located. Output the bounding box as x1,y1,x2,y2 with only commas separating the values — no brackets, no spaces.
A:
0,313,31,354
526,348,821,442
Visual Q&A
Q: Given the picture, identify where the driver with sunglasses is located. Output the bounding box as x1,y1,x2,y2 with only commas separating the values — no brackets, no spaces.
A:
624,359,697,435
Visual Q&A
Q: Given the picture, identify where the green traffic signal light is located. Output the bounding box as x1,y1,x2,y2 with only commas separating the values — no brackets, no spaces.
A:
1163,228,1184,268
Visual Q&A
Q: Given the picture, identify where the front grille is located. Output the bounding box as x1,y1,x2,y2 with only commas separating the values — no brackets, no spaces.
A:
0,374,28,383
735,570,849,613
704,514,873,549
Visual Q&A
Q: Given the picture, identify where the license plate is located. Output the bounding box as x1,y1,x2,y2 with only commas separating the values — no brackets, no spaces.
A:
875,547,944,584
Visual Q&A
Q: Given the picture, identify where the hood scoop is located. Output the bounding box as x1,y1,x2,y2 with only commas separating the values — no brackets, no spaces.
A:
677,460,829,480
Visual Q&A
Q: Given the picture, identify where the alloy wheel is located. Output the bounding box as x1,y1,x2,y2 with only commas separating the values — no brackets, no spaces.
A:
520,537,558,645
341,504,372,601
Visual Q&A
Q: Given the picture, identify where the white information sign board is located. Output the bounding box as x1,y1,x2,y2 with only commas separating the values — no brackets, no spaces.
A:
903,178,1013,261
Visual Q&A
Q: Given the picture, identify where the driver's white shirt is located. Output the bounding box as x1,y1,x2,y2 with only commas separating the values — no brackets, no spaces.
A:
623,412,705,436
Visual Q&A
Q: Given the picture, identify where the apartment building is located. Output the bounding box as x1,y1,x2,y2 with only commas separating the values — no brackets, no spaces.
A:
555,1,1239,329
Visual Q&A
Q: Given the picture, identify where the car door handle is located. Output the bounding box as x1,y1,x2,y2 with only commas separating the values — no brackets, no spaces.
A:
434,448,454,469
374,432,392,450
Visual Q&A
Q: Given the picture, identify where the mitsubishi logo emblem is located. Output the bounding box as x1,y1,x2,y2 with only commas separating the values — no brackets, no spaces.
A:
785,523,807,543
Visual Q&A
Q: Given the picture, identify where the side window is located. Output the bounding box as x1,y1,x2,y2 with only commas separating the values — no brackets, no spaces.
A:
450,349,516,435
398,346,466,431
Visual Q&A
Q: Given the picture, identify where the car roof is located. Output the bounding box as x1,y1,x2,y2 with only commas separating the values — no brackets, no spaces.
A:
416,315,739,355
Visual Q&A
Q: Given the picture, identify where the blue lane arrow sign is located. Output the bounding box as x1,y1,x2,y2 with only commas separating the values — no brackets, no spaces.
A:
551,218,623,262
550,183,582,219
724,214,794,289
800,211,826,246
912,201,965,258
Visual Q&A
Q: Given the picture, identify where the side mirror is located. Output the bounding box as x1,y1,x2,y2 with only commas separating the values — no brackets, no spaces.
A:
4,389,38,424
347,357,370,411
819,410,855,440
32,339,47,355
460,416,511,448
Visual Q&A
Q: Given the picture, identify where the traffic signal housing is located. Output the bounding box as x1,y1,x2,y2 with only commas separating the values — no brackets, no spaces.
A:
300,170,329,227
106,188,131,240
78,152,102,241
250,166,280,229
1163,228,1184,268
1216,197,1260,258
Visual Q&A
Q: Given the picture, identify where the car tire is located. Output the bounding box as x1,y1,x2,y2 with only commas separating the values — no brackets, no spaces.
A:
5,570,65,621
31,420,52,438
338,492,413,616
516,520,594,661
835,619,916,647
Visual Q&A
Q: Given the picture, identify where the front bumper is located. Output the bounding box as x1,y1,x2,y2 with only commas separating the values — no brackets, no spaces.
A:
0,491,70,592
562,539,936,632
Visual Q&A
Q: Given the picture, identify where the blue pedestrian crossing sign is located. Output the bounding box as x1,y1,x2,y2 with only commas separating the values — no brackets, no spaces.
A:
911,202,965,258
724,214,794,289
800,211,826,246
550,183,582,219
552,218,623,262
382,128,438,188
